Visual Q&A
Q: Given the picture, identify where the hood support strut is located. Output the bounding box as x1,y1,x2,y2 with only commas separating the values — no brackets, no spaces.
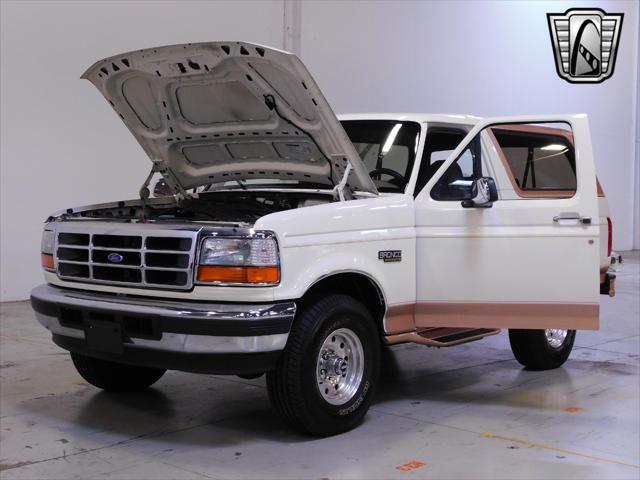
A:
139,164,196,206
139,165,157,202
332,161,353,201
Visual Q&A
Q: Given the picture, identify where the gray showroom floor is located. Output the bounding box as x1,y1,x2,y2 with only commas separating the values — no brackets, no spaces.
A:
1,253,638,480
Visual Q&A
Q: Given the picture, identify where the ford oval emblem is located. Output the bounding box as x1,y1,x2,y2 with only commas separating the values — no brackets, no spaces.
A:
107,252,124,263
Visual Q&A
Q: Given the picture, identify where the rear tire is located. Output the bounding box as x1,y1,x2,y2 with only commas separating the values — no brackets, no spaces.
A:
508,329,576,370
71,353,166,392
267,294,380,436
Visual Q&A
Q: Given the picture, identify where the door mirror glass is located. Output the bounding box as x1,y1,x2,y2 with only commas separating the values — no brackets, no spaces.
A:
461,177,498,208
430,144,480,201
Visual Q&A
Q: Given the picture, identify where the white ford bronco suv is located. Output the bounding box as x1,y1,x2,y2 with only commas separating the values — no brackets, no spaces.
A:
31,42,620,436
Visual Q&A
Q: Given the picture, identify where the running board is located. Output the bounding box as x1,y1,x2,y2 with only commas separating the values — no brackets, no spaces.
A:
384,327,501,347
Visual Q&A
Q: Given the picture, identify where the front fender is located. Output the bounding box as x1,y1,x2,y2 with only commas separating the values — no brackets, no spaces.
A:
254,195,416,306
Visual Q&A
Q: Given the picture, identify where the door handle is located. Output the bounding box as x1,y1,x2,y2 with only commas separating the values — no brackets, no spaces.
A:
553,215,592,225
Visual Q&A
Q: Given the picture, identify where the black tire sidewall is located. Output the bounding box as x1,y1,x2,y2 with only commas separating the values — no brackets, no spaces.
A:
292,296,380,434
71,352,165,391
509,328,576,370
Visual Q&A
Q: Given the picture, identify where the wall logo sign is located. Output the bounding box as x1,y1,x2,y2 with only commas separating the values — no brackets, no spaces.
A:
547,8,623,84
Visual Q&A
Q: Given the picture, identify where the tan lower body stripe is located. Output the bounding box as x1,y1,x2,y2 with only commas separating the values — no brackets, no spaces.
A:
385,302,599,334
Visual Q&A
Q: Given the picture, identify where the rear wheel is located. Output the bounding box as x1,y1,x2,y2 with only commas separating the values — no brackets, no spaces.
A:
267,294,380,436
508,329,576,370
71,353,166,392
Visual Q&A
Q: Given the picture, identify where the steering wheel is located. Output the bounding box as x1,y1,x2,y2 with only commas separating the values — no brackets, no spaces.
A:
369,167,405,185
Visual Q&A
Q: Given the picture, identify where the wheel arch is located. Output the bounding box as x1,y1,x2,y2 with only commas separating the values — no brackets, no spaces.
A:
297,271,387,338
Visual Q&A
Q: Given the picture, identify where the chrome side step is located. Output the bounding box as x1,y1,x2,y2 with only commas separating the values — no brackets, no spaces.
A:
384,327,500,347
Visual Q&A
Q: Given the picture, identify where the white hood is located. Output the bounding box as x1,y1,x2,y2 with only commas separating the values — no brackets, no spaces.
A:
82,42,377,197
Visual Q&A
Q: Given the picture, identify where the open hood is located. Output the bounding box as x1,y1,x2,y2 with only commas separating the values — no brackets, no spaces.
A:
82,42,377,197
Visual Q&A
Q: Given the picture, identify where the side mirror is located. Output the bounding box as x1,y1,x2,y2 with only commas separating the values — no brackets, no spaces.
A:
461,177,498,208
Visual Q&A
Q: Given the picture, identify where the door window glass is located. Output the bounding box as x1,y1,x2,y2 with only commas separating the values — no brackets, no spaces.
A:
490,124,576,196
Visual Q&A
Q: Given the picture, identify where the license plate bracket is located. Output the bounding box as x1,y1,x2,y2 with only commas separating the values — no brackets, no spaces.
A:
85,319,123,354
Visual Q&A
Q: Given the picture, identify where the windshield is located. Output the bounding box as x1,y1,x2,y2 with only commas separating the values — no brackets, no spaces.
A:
340,120,421,193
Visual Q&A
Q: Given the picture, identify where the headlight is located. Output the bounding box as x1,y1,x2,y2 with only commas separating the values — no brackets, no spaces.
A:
41,229,55,270
197,235,280,285
41,229,55,254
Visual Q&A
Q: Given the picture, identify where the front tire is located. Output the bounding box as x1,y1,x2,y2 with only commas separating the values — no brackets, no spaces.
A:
71,353,166,392
508,329,576,370
267,294,380,436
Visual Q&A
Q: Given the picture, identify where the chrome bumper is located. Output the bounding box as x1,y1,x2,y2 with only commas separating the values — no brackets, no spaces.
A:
31,284,295,358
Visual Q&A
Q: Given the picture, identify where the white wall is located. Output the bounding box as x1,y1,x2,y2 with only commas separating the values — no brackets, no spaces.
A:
1,0,638,301
635,16,640,249
300,0,639,250
0,0,285,301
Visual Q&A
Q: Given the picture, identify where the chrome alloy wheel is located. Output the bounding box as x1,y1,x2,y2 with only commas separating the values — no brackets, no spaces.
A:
316,328,364,405
545,329,568,349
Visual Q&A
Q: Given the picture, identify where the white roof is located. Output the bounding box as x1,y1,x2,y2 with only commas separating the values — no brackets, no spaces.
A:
337,113,482,125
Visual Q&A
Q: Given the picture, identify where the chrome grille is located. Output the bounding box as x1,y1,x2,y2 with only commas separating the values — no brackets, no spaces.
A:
55,227,198,290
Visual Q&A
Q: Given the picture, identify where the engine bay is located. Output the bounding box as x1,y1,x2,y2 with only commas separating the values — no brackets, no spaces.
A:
49,191,332,225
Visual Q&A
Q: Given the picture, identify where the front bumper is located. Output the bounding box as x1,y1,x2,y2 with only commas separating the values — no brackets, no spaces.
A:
31,284,295,374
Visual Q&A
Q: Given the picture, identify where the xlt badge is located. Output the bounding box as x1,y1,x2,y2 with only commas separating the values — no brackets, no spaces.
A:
378,250,401,263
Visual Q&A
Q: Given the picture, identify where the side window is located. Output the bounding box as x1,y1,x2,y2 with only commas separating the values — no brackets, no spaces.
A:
490,124,576,197
430,136,482,201
414,127,468,196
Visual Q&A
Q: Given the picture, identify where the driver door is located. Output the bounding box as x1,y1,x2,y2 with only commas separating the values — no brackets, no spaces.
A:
413,115,600,330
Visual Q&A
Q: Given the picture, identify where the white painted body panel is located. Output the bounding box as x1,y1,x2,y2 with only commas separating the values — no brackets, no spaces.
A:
414,114,600,324
414,208,598,303
255,194,416,305
44,112,606,333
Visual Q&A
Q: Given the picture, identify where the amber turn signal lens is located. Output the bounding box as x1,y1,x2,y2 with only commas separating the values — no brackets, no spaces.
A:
197,266,279,284
41,253,54,270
